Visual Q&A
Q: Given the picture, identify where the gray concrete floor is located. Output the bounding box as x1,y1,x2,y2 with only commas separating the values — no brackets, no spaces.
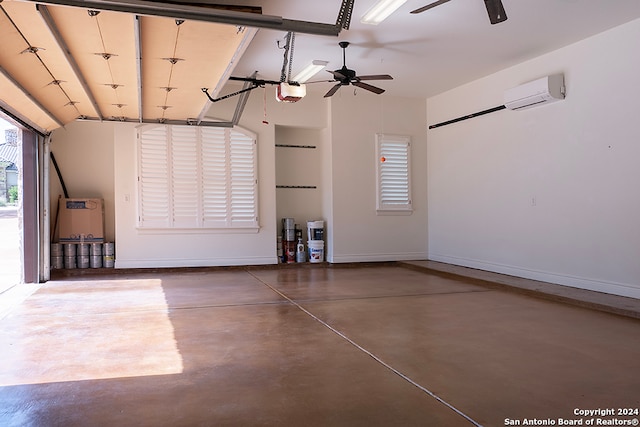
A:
1,265,639,426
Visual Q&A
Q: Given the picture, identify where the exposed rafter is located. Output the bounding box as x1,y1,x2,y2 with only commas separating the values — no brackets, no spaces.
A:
0,64,64,128
134,14,143,122
36,4,104,120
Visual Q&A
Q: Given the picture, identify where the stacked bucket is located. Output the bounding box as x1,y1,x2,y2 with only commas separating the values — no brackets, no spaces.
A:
281,218,297,264
306,220,324,263
51,242,115,269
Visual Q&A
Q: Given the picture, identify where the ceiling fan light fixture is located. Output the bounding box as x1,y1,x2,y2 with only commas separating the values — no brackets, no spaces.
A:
361,0,408,25
292,60,329,83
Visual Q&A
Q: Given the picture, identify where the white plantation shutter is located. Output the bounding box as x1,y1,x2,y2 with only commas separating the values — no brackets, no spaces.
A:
138,126,170,227
137,125,258,230
376,134,412,213
201,127,228,226
170,126,199,227
229,131,257,224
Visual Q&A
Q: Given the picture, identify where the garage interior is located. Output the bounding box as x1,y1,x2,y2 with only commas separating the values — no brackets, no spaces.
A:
1,0,640,425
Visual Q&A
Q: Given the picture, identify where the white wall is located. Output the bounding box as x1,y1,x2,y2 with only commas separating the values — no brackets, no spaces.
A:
275,125,324,242
329,93,428,263
49,120,115,242
427,18,640,298
112,91,329,268
50,84,428,268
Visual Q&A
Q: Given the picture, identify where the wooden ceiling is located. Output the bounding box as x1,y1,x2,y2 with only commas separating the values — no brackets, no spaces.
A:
0,1,256,133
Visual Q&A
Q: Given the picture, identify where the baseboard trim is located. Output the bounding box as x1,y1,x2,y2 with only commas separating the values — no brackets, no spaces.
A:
428,254,640,300
115,256,278,269
330,252,428,264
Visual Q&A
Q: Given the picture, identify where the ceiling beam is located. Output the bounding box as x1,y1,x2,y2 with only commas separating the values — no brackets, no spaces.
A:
0,102,49,136
36,4,104,120
232,71,258,126
196,26,257,125
134,15,143,122
77,116,233,127
21,0,344,36
0,64,65,129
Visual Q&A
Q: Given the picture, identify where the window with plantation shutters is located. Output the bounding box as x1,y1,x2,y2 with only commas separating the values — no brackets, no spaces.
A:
137,124,258,231
375,134,412,214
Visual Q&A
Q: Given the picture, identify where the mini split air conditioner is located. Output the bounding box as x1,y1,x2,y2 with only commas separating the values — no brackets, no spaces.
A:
504,74,565,110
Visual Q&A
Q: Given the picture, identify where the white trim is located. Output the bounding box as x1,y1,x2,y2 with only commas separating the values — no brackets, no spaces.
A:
429,253,640,299
115,256,278,269
331,251,428,263
135,227,259,235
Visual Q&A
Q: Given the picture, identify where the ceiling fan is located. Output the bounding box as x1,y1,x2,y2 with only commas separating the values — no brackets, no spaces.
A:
411,0,507,25
323,41,393,98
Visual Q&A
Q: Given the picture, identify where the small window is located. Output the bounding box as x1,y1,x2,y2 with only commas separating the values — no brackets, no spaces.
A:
137,124,258,230
375,134,412,215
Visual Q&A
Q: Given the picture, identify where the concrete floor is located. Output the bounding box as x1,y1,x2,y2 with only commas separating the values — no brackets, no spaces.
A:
1,265,639,426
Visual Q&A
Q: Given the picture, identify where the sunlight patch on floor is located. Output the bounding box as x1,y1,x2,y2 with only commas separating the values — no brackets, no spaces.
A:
0,278,184,386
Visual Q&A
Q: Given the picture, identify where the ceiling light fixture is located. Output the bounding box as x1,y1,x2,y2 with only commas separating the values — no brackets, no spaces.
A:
361,0,407,25
292,60,328,83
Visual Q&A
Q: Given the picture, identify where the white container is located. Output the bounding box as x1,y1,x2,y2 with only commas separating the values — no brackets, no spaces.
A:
308,240,324,263
307,220,324,241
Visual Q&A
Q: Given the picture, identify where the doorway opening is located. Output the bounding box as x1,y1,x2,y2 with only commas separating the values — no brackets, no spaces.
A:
0,117,22,294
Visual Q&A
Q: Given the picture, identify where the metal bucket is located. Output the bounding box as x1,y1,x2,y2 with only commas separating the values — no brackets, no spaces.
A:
90,255,102,268
282,217,295,230
103,254,115,268
51,243,63,257
63,243,76,257
90,242,102,256
78,243,90,256
64,256,76,269
77,255,90,269
283,229,296,241
51,256,64,269
103,242,115,256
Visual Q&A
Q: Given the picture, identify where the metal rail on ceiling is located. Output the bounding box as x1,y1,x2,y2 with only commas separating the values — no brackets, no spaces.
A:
20,0,348,36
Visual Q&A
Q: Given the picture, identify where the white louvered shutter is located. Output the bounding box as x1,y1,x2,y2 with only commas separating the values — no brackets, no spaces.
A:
376,134,412,213
201,127,229,227
138,126,170,227
229,130,257,226
138,124,258,230
170,126,199,227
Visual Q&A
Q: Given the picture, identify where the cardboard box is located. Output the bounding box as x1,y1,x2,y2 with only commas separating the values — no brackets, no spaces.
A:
58,198,105,243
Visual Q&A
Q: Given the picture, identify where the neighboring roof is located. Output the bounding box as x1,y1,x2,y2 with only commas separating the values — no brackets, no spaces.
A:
0,143,18,164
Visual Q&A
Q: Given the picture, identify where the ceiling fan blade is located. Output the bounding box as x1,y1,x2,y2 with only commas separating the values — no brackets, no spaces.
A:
324,83,343,98
410,0,451,14
356,74,393,81
352,81,385,95
484,0,507,24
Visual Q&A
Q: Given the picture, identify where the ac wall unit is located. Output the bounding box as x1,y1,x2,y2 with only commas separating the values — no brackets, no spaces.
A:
504,74,565,110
